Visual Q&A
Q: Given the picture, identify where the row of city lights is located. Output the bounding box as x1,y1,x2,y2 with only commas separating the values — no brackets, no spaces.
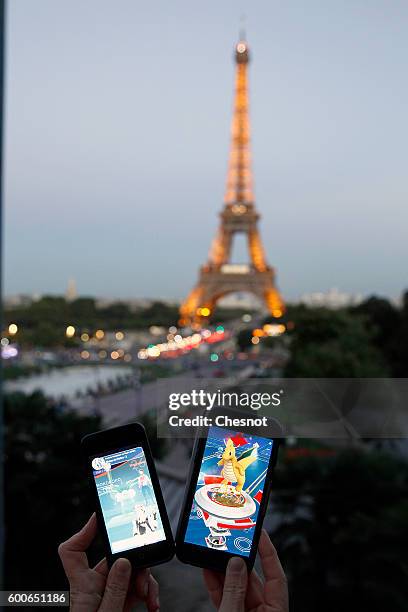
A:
65,326,125,342
2,323,126,343
138,326,226,360
1,324,19,359
1,324,19,354
79,349,132,362
250,323,287,345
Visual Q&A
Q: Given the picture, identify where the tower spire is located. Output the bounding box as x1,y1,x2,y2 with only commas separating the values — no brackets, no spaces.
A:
239,13,247,51
224,36,253,206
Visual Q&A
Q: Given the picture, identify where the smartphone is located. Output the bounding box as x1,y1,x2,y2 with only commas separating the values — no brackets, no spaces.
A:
82,423,174,569
176,412,280,572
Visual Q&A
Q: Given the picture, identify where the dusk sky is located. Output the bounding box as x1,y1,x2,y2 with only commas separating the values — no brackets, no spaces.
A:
4,1,408,301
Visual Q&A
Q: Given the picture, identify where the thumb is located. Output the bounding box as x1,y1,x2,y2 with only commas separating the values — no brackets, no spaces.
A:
219,557,248,612
98,558,131,612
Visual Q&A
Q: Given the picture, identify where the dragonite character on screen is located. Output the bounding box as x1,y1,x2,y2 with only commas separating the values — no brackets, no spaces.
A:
218,438,259,492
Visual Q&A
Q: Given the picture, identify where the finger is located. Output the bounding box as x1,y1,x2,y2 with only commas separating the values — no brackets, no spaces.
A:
133,568,150,601
245,569,264,610
259,530,288,609
124,568,150,612
248,568,263,594
93,558,109,577
58,513,97,577
203,569,224,608
99,558,132,612
146,573,160,612
219,557,248,612
259,530,286,582
61,514,98,552
146,573,159,612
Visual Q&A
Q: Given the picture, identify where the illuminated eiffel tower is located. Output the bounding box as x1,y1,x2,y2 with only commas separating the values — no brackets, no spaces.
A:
179,37,284,327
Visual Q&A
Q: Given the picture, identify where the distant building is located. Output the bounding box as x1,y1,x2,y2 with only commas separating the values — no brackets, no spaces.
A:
125,298,155,311
65,278,78,302
94,297,180,311
3,294,36,308
299,288,363,309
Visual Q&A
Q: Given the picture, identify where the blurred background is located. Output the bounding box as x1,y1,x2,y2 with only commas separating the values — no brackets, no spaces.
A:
2,1,408,610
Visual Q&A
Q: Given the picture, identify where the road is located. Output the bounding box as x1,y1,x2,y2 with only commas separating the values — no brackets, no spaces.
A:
74,358,256,426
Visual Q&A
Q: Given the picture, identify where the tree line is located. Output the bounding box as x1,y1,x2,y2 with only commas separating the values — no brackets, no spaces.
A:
237,291,408,377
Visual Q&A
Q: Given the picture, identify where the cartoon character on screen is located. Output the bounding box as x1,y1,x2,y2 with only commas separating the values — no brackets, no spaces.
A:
133,505,148,536
191,437,261,551
137,469,154,507
218,438,258,492
133,504,159,538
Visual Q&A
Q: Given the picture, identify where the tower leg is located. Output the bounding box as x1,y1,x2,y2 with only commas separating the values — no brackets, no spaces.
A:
248,228,267,272
209,227,233,268
179,286,203,327
179,286,215,327
264,287,284,318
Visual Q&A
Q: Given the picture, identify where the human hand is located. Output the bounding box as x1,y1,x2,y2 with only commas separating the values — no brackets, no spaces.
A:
58,513,159,612
203,530,288,612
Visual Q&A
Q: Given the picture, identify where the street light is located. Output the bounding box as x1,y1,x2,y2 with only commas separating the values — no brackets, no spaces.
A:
8,323,18,335
66,325,75,338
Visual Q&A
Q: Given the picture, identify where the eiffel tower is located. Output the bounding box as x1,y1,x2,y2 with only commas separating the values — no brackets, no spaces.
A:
179,37,284,327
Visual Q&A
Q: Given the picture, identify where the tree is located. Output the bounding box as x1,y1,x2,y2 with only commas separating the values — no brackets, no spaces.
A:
272,447,408,612
69,297,98,323
285,308,388,377
351,296,400,348
350,293,408,376
3,392,170,590
4,392,103,589
140,301,179,327
4,297,182,347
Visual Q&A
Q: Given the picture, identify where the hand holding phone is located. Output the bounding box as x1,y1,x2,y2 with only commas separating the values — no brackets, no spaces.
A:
81,423,174,570
203,530,288,612
58,513,160,612
176,410,280,572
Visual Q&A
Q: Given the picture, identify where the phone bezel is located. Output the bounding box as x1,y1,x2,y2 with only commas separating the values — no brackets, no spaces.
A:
81,422,175,569
175,410,281,572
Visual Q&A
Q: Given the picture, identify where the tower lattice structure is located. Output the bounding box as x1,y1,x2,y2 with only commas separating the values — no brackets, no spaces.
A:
179,38,284,327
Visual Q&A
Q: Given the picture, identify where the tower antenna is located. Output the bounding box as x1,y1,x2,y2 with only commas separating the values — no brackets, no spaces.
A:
239,13,246,41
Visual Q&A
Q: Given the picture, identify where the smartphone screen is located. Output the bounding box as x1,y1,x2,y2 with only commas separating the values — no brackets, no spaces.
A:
91,446,166,554
184,425,274,557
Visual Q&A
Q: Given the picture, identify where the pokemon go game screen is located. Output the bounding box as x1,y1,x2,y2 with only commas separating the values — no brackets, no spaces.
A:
184,426,274,556
92,447,166,554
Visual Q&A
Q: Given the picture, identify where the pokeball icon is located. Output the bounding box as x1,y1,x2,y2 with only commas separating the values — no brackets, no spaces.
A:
92,457,111,472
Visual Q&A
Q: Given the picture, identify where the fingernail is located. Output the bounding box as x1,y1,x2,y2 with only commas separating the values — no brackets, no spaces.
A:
228,557,246,573
116,558,131,577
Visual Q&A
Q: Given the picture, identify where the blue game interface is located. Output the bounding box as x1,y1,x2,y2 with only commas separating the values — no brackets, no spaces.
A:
184,425,274,556
92,446,166,554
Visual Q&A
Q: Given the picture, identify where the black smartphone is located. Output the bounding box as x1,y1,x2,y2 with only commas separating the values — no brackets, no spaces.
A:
81,423,174,569
176,411,280,572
